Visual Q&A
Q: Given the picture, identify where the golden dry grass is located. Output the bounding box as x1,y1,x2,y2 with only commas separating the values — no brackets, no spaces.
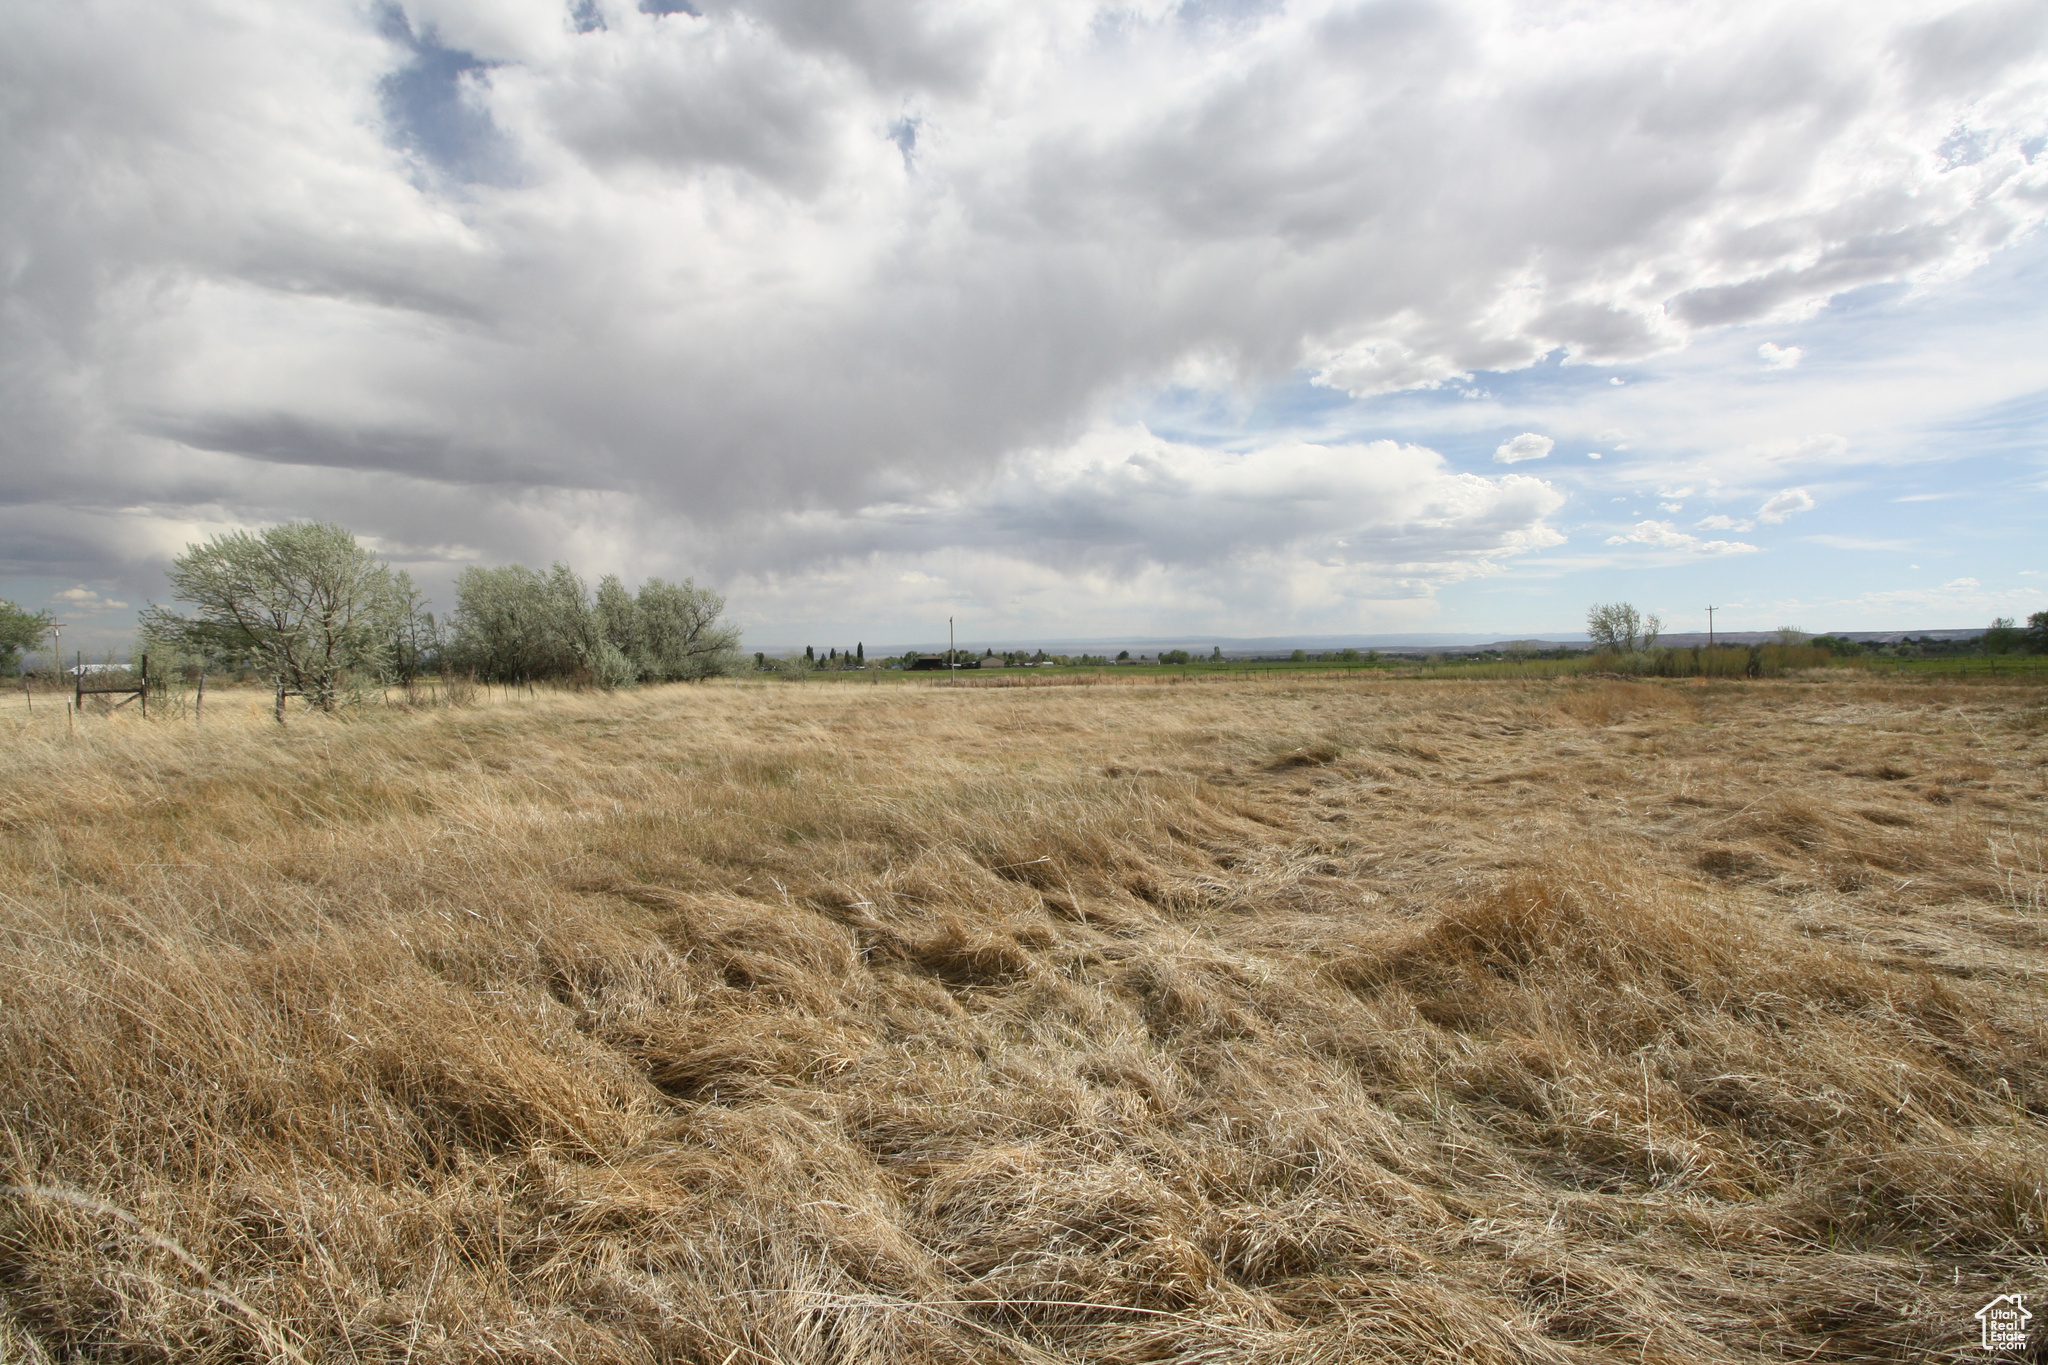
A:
1,673,2045,1362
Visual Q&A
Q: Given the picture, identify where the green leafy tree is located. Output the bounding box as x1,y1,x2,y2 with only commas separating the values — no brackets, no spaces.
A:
0,599,54,675
1587,602,1660,653
2026,611,2048,655
543,563,602,665
143,522,413,710
447,563,739,687
447,563,602,683
633,577,740,681
449,565,559,681
385,570,440,684
595,574,638,659
1982,617,2022,655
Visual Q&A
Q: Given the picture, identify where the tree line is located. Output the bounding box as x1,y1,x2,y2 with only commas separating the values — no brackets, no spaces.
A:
450,562,737,687
1585,601,2048,659
1814,613,2048,658
117,522,739,711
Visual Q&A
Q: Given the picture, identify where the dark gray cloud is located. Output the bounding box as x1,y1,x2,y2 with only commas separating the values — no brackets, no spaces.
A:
710,0,1003,95
2,0,2044,642
1896,0,2048,99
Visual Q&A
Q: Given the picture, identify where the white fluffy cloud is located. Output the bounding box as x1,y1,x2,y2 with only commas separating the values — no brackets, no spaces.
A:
1606,521,1759,555
722,428,1567,632
1758,343,1804,369
1688,486,1817,534
51,585,128,611
1493,433,1555,464
1757,488,1818,524
2,0,2045,635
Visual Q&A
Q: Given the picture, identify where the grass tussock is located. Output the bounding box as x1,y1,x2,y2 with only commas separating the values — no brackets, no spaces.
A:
0,674,2045,1361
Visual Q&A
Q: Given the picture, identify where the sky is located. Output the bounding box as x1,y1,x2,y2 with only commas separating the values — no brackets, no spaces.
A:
3,0,2046,654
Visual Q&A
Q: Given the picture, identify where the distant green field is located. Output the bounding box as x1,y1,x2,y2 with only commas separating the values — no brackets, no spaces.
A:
779,648,2048,685
1860,654,2048,678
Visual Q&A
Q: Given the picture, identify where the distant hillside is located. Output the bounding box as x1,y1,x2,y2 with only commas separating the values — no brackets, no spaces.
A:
773,628,1991,659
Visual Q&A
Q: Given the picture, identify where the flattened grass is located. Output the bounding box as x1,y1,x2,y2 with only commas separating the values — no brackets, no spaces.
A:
1,675,2044,1361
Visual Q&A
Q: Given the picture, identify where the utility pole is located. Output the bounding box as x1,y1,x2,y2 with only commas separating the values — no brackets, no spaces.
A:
948,615,956,687
49,622,66,686
1705,605,1718,649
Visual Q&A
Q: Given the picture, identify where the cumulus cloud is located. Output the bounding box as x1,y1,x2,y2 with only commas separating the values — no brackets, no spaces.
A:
1687,487,1815,533
1494,433,1555,464
719,428,1568,631
1944,576,1980,588
1757,488,1818,523
1,0,2044,634
1606,521,1759,555
1758,343,1804,369
51,586,129,611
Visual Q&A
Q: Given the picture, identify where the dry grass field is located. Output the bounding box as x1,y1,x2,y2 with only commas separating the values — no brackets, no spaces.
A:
1,673,2045,1362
